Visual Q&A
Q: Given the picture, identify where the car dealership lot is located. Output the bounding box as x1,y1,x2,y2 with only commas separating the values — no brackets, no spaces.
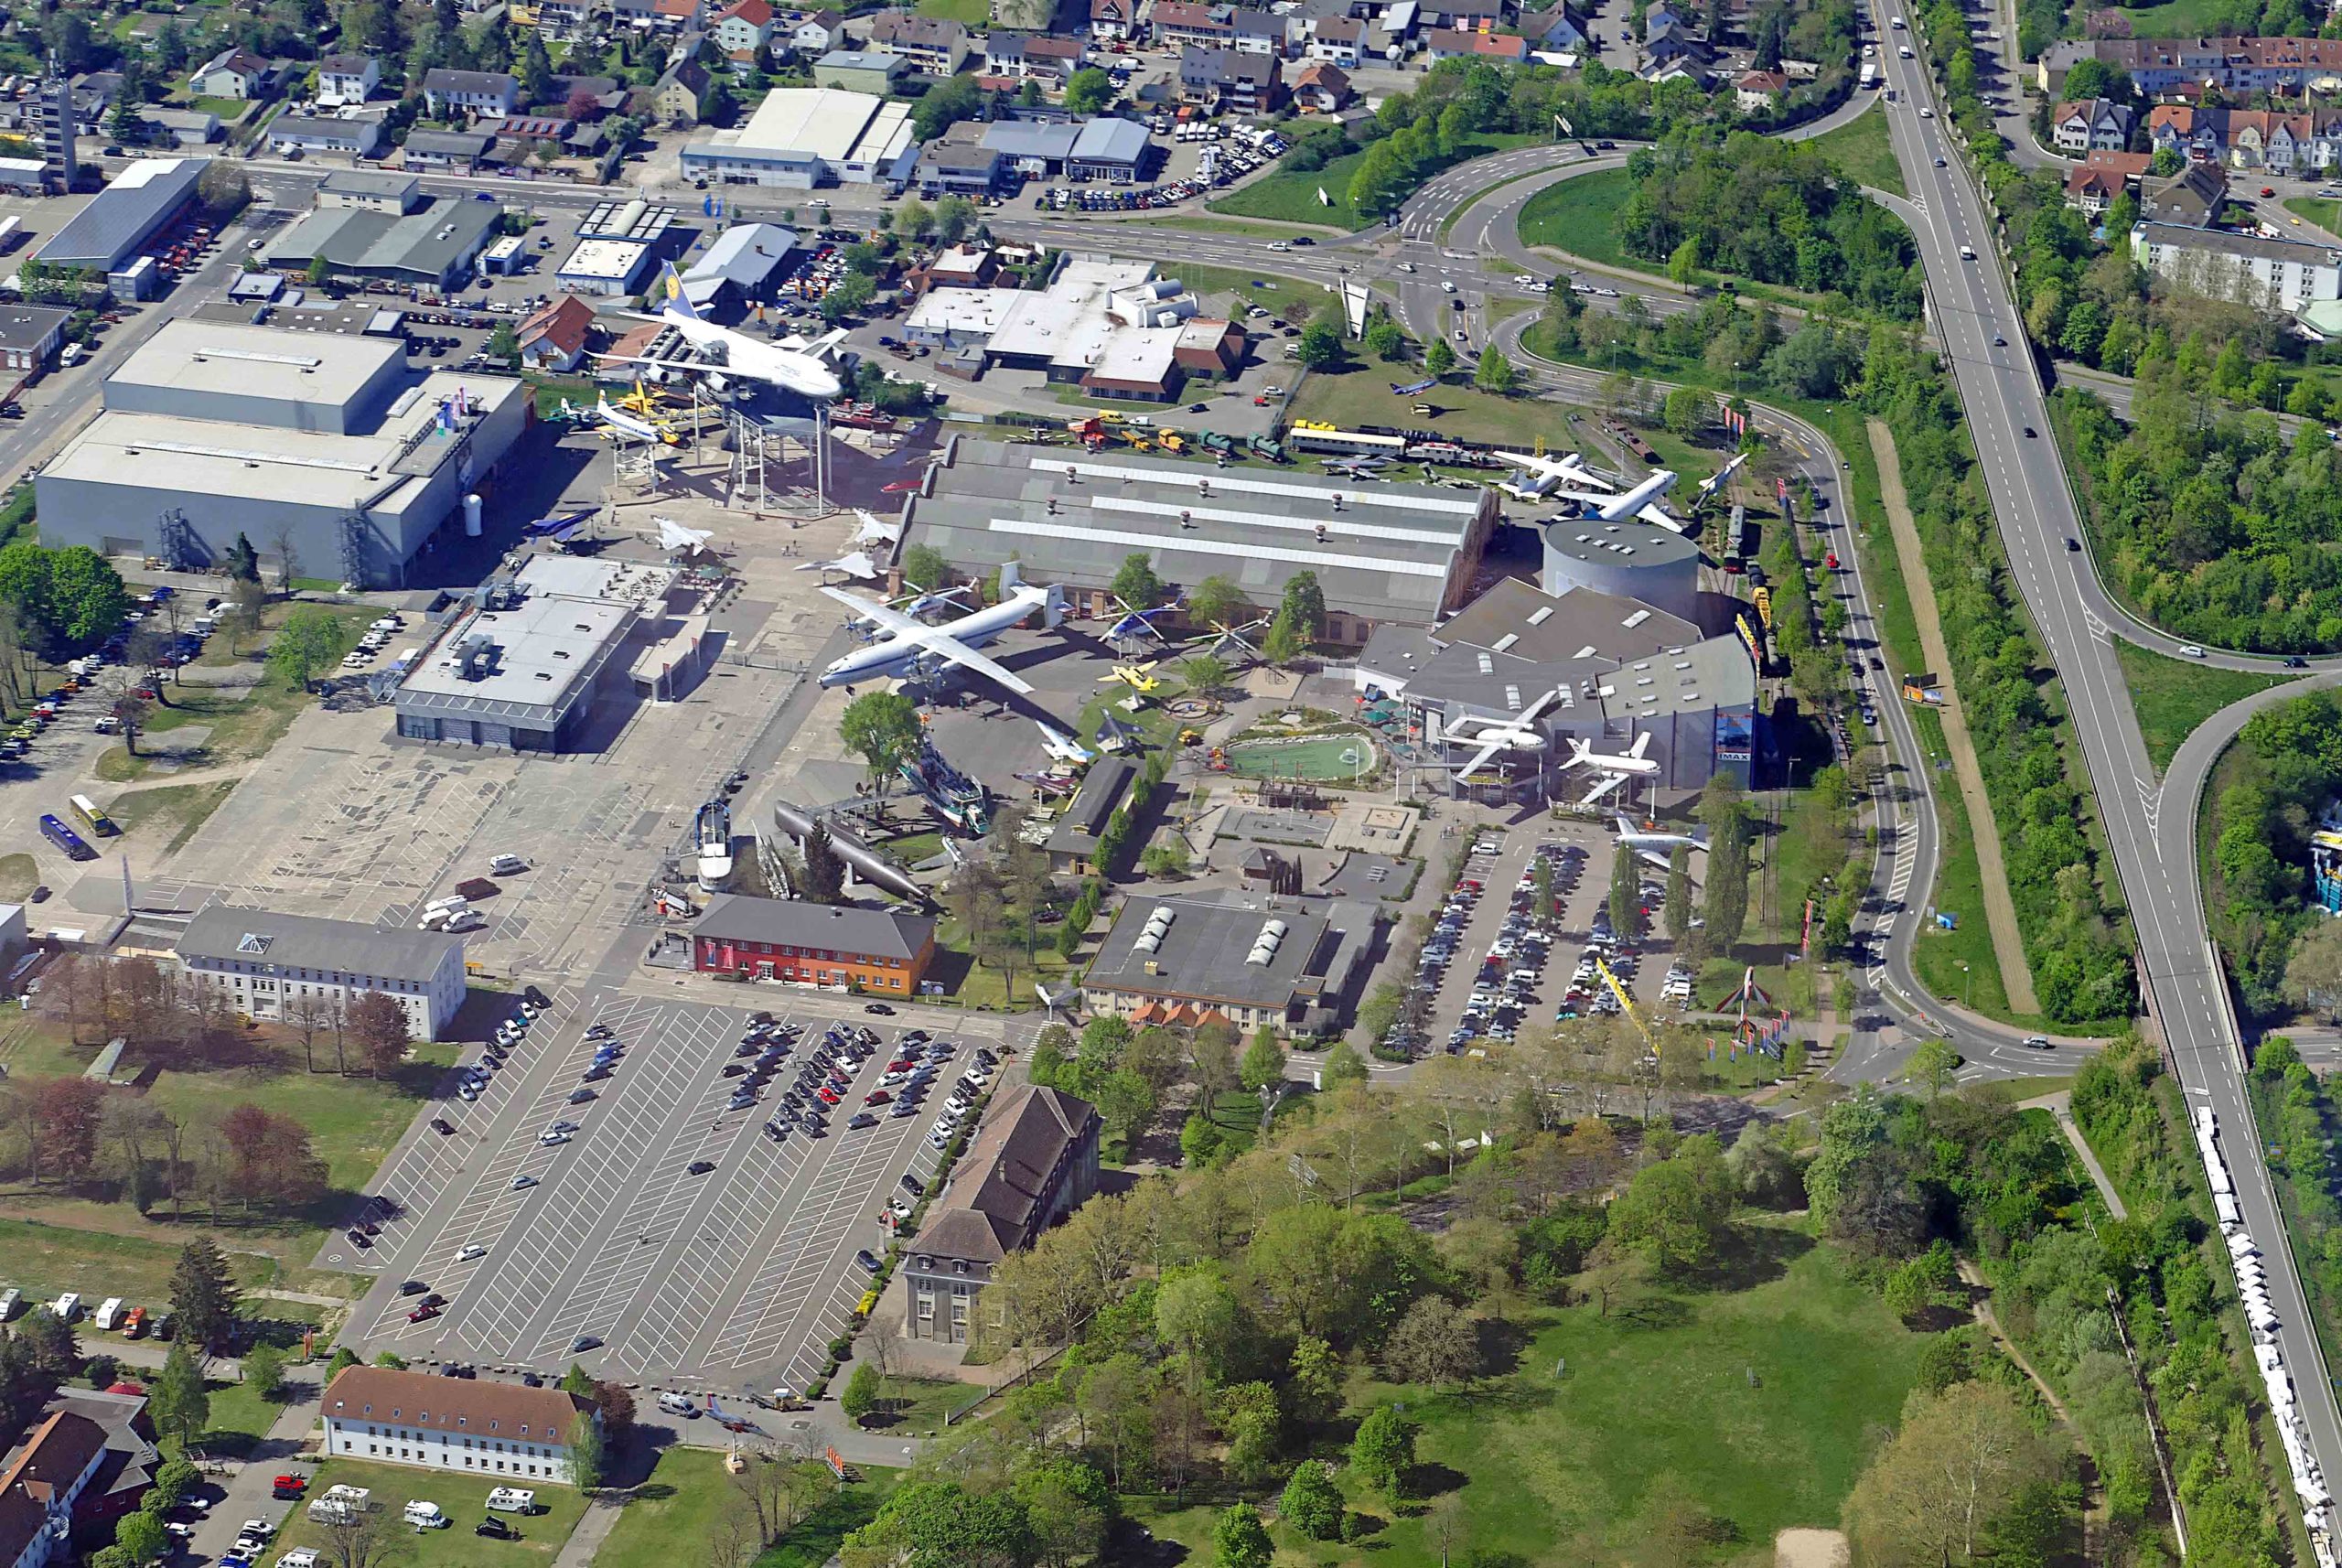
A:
339,991,957,1394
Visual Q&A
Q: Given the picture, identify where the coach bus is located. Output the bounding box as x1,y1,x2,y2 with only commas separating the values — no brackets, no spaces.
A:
38,814,95,862
68,794,115,837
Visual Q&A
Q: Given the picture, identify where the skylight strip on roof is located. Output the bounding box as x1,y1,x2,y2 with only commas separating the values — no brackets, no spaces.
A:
983,518,1451,578
1026,456,1482,516
1087,495,1462,549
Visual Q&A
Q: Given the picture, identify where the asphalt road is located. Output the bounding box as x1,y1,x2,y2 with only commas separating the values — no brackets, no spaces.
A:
1879,5,2342,1523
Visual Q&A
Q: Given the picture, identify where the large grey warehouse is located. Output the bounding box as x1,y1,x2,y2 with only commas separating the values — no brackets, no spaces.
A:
898,436,1499,645
34,321,528,586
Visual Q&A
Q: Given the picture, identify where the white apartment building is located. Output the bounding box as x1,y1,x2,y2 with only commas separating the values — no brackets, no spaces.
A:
321,1369,594,1486
2131,220,2342,317
174,906,467,1039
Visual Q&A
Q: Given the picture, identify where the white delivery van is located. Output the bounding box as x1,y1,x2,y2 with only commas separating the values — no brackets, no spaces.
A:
485,1488,536,1514
91,1297,124,1330
656,1392,699,1416
402,1500,448,1530
50,1293,79,1322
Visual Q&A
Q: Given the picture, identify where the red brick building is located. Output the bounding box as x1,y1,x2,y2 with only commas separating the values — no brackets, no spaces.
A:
693,896,938,994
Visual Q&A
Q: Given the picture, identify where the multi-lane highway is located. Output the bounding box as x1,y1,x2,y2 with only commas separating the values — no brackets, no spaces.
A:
1876,9,2342,1528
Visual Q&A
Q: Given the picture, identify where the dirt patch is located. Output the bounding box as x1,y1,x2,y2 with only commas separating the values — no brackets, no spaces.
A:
1776,1528,1849,1568
1866,418,2041,1014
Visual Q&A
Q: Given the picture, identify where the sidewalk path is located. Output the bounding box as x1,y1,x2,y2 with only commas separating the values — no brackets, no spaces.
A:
1867,418,2041,1014
552,1493,628,1568
2020,1090,2129,1219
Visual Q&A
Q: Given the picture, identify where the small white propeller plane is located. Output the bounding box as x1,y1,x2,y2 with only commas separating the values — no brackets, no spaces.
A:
1614,812,1709,870
1036,723,1096,766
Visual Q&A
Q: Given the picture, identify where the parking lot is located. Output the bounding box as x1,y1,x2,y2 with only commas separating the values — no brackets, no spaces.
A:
338,991,983,1397
1409,823,1695,1052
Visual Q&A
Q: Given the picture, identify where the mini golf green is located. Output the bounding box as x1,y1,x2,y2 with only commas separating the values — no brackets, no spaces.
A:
1223,733,1377,780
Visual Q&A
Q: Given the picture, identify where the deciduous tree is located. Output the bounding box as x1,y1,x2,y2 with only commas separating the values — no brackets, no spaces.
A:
347,992,411,1078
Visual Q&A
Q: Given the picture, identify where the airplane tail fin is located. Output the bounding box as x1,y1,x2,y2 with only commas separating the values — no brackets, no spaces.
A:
1042,583,1066,629
659,261,701,322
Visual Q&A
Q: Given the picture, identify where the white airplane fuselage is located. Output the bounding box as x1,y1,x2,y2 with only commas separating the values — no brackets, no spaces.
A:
1446,718,1550,753
822,591,1045,689
595,397,665,443
1580,469,1677,522
660,309,843,401
1568,738,1660,775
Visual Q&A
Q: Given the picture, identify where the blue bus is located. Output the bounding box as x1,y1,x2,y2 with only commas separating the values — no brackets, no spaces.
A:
38,814,95,862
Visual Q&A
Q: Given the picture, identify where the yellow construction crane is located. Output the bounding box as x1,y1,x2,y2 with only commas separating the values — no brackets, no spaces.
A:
1595,956,1656,1052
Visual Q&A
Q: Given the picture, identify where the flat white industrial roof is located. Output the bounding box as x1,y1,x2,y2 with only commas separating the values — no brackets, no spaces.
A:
107,318,401,410
558,238,650,280
398,590,635,710
906,286,1026,337
42,371,523,510
733,87,906,163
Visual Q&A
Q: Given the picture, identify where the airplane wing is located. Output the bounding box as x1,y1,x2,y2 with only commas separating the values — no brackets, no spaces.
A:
1638,502,1695,532
796,551,878,580
1628,732,1652,758
655,517,712,552
1578,772,1628,807
1453,735,1509,783
1513,687,1563,727
820,587,1034,695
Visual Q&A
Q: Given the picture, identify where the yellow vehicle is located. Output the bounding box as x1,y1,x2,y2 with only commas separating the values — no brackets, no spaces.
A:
1157,429,1187,453
1179,727,1205,746
1098,411,1125,424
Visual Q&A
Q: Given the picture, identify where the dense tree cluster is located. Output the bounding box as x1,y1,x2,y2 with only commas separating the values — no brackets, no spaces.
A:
2061,344,2342,650
2198,693,2342,1013
0,542,130,657
1852,333,2134,1022
1819,1040,2285,1563
1611,135,1921,317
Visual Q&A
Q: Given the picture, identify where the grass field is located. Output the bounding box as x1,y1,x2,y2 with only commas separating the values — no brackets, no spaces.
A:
1287,364,1575,451
2118,0,2250,32
1202,1088,1263,1155
2114,641,2285,776
1516,168,1644,272
1806,102,1907,198
1212,134,1547,231
199,1376,292,1457
1131,1215,1916,1563
2285,197,2342,238
104,779,239,855
600,1449,902,1568
911,0,989,18
0,1017,455,1301
267,1458,590,1568
857,1376,968,1435
0,1217,288,1310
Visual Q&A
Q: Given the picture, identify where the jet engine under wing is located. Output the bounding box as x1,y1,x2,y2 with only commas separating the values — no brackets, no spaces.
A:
818,585,1037,695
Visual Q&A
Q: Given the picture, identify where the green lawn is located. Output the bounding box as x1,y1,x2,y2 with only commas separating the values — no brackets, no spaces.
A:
267,1458,589,1568
0,1217,287,1310
602,1450,903,1568
2285,198,2342,239
1212,134,1548,231
2113,640,2284,776
1903,704,2018,1020
1287,365,1571,452
911,0,989,18
1211,148,1373,229
2117,0,2251,32
0,1020,456,1296
1805,102,1907,198
1516,167,1645,272
1203,1089,1262,1155
1131,1215,1917,1563
856,1376,970,1436
198,1375,294,1457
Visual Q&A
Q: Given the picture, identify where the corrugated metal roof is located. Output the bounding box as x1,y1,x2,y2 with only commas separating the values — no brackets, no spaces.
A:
34,157,209,272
